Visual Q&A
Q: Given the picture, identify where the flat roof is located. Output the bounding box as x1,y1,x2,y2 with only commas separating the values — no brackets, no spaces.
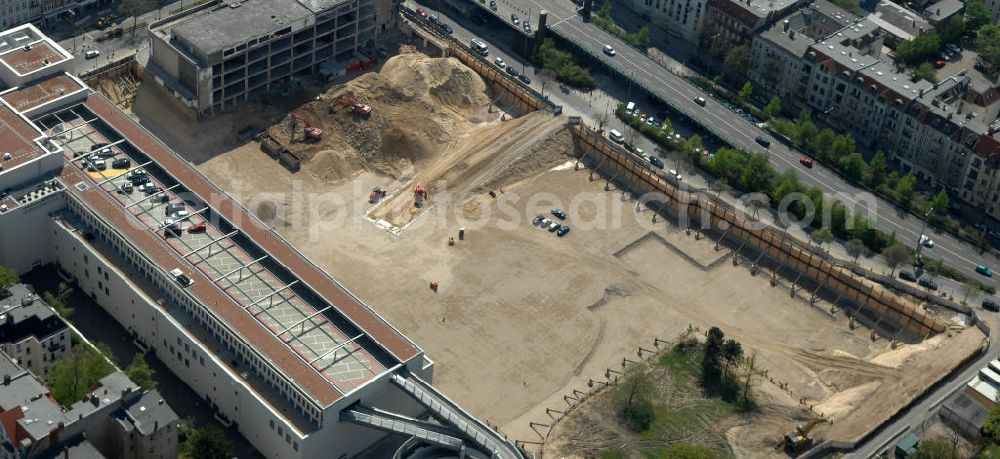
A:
36,94,420,407
1,74,86,112
171,0,313,56
0,41,66,77
0,102,45,171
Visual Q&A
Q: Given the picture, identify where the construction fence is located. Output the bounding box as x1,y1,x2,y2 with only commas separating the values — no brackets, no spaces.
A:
571,126,947,339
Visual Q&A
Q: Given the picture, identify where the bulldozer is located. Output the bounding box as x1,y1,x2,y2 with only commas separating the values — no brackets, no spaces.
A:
332,98,372,117
782,419,823,454
289,113,322,142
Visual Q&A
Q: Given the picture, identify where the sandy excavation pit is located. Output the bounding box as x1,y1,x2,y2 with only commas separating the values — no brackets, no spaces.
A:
184,50,985,458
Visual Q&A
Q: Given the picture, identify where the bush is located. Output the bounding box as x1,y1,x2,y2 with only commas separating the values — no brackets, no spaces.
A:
531,39,596,91
593,3,650,50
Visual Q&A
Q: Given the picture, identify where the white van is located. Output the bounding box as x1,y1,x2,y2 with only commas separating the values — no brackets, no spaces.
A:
470,39,489,57
608,129,625,143
625,101,636,114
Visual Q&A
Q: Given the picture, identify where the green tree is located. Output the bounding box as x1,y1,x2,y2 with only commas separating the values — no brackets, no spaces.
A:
895,31,941,65
180,428,231,459
838,152,868,182
42,291,73,318
126,353,157,390
967,1,992,33
868,151,888,187
770,170,802,203
701,327,726,388
846,238,867,262
895,172,917,209
614,366,655,431
738,82,753,102
794,110,818,147
0,265,18,291
811,228,834,250
978,24,1000,70
49,343,115,406
930,188,950,214
721,339,743,379
882,243,912,275
939,14,966,44
723,46,750,83
911,438,956,459
985,396,1000,442
597,0,611,17
681,134,703,166
914,62,938,83
764,95,781,118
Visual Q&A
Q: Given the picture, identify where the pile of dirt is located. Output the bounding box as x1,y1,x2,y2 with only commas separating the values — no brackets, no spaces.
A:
266,51,493,182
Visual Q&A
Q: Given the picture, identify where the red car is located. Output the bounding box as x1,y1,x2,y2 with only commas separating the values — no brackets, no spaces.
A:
188,222,207,233
799,156,814,168
933,59,945,69
416,7,427,17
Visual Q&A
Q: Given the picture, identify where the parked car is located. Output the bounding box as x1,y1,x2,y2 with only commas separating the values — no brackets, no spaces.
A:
977,264,994,277
649,156,664,169
441,24,453,34
898,271,917,282
489,0,497,10
603,45,616,56
112,157,130,169
494,57,506,69
523,21,532,33
532,215,545,226
551,209,567,220
694,96,706,106
933,59,945,69
511,14,519,25
84,50,100,59
538,217,552,227
799,156,813,168
557,226,570,237
918,278,938,290
188,222,207,233
547,222,561,232
416,7,427,17
117,182,133,194
983,298,1000,312
506,66,519,77
518,74,531,85
668,168,683,181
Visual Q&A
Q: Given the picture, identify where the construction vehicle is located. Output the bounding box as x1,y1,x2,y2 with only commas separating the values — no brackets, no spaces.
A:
369,186,387,203
289,113,323,142
414,185,427,208
783,420,823,453
333,98,372,117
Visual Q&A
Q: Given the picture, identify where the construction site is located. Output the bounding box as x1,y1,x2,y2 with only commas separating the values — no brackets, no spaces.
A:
125,37,987,457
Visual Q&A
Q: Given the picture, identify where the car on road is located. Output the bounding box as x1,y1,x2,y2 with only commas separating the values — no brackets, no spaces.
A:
188,222,207,233
518,74,531,85
933,59,945,69
551,209,567,220
648,156,664,169
506,66,519,77
557,226,570,237
668,168,682,181
898,271,917,282
799,156,813,168
523,21,532,33
489,0,497,10
548,222,562,232
494,57,506,69
984,298,1000,312
85,50,100,59
511,14,519,25
918,278,938,290
441,24,453,34
755,136,771,148
694,96,706,106
608,129,625,143
920,234,934,248
603,45,616,56
977,265,994,277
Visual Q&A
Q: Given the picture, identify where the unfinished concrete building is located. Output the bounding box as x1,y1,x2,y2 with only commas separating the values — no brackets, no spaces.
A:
147,0,394,118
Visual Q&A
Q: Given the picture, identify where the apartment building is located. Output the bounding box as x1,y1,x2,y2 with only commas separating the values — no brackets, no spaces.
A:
147,0,393,118
700,0,805,55
0,349,178,459
0,283,70,379
748,0,857,111
0,23,523,459
622,0,708,42
748,11,1000,218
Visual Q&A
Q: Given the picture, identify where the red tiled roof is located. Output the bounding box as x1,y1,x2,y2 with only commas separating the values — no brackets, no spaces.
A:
0,42,65,76
81,95,419,381
0,103,44,171
1,74,85,112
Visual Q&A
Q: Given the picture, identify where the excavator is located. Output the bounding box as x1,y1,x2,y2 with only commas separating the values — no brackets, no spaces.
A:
332,98,372,117
782,419,823,454
289,113,322,142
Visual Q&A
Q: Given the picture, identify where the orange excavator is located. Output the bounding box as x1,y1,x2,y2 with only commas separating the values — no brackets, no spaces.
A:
290,113,322,142
333,98,372,116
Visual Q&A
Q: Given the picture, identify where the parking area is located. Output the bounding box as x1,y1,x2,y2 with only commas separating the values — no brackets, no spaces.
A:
36,105,384,393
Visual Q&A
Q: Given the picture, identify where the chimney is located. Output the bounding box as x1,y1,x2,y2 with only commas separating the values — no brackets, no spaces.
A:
789,30,795,39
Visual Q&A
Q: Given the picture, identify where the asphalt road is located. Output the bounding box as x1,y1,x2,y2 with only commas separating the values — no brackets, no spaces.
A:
462,0,1000,292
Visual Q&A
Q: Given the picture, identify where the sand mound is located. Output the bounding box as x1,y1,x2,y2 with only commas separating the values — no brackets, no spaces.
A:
264,52,493,182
